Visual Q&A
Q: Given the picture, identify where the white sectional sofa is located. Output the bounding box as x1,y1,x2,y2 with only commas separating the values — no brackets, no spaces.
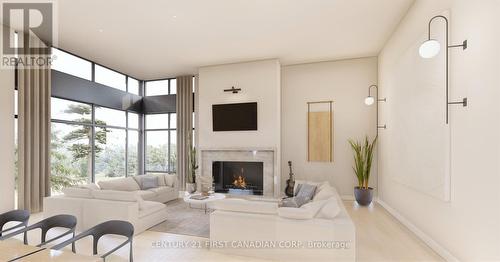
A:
44,173,178,234
210,181,355,261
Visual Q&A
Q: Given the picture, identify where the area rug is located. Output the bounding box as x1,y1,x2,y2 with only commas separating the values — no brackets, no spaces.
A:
148,199,210,238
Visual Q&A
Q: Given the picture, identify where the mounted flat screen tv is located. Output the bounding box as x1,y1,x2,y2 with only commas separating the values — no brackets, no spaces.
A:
212,102,257,131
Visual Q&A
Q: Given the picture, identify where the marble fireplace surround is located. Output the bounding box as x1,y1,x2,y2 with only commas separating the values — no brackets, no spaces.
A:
200,148,279,198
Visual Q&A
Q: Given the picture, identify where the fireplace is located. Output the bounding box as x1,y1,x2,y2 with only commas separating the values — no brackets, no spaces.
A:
212,161,264,195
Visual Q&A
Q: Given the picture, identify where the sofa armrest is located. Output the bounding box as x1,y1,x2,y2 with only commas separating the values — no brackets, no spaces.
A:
82,199,139,229
43,196,86,230
164,174,177,188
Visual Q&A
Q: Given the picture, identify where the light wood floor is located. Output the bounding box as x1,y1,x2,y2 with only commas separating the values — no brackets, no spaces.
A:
344,201,443,262
17,201,442,262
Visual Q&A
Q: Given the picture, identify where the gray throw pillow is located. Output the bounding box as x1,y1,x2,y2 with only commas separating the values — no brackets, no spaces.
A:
279,196,310,208
294,184,302,196
142,177,158,190
296,183,317,201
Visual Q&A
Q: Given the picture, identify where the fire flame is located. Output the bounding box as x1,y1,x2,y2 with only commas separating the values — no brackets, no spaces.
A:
232,175,247,189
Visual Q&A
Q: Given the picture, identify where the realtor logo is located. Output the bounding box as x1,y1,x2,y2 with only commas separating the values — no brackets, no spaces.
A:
2,1,53,55
1,1,57,68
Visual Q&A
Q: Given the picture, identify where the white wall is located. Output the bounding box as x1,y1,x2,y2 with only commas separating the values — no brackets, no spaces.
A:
0,26,15,212
197,59,281,150
378,0,500,260
281,57,378,197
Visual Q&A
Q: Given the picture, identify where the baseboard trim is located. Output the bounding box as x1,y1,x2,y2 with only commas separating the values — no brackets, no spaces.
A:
377,199,459,262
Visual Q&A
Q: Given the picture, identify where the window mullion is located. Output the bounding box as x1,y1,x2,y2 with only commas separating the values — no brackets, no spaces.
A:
167,113,171,173
125,112,129,177
91,104,96,183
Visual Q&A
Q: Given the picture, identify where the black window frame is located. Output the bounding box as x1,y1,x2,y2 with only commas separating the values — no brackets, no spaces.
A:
144,78,176,96
144,112,176,173
14,47,195,189
50,97,140,182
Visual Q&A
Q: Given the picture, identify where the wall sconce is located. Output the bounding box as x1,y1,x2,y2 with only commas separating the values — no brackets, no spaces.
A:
365,84,386,130
419,15,468,124
224,86,241,94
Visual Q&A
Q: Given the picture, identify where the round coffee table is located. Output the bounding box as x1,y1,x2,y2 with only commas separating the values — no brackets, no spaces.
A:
183,193,226,214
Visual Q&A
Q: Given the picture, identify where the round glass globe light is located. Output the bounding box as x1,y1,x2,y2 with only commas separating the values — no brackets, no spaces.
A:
419,39,441,58
364,96,375,105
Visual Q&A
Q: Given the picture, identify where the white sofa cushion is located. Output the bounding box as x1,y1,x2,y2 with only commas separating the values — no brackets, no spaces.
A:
92,190,139,202
213,199,278,215
313,185,337,201
137,190,157,201
134,174,167,188
164,174,176,187
97,177,140,191
77,183,100,190
62,187,93,199
278,200,327,220
316,197,341,219
148,186,174,194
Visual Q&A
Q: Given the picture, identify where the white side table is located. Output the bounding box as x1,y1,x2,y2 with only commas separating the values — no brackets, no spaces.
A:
183,193,226,214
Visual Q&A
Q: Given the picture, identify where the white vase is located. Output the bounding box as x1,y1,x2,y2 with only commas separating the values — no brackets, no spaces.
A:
186,183,196,194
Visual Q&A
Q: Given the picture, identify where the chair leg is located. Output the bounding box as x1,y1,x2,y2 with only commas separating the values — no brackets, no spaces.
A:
93,237,99,255
71,231,76,253
129,239,133,262
23,231,28,245
41,228,47,245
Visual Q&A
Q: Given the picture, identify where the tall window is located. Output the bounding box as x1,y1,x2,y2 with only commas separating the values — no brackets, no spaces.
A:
51,98,93,191
127,112,139,177
50,98,139,191
14,48,195,197
94,106,126,182
145,113,176,173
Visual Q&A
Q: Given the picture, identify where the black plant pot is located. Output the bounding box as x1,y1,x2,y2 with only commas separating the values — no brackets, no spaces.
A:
354,186,373,206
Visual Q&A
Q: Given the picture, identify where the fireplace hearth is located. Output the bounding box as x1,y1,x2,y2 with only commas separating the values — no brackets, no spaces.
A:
212,161,264,195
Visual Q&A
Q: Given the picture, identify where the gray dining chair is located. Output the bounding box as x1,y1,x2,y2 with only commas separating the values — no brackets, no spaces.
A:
0,210,30,244
51,220,134,262
0,214,77,252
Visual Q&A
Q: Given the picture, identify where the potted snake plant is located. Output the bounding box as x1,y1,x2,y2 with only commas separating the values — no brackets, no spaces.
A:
186,134,198,194
348,136,377,206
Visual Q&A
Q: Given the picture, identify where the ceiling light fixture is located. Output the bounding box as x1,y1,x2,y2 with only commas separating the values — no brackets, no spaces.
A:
419,15,468,124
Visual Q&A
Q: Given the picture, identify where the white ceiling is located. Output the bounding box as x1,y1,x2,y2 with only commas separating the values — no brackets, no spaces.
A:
55,0,414,80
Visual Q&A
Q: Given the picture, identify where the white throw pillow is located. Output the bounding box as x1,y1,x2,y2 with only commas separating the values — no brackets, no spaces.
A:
134,174,167,188
92,190,139,202
164,174,176,187
278,200,327,220
316,197,341,219
98,177,140,191
313,185,337,201
62,187,93,199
